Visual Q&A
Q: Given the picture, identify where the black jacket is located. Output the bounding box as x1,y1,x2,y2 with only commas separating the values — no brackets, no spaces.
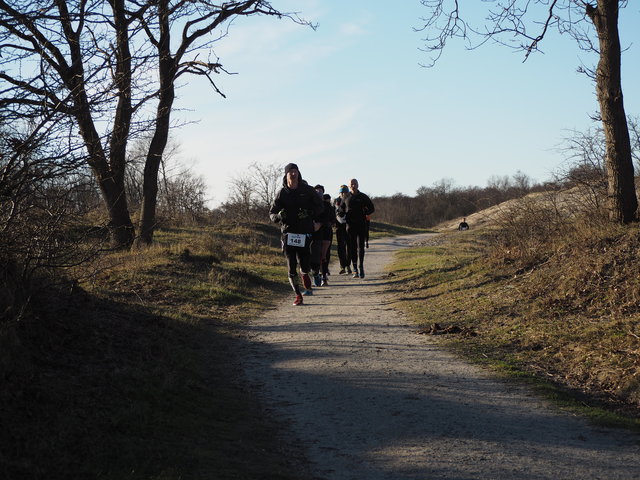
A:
343,191,374,227
269,177,325,235
318,199,335,240
333,194,348,225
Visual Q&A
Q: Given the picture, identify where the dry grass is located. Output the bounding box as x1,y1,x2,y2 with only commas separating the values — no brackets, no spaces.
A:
0,222,307,480
389,189,640,427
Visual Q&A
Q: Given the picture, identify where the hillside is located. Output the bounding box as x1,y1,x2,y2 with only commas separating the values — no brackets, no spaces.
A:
437,186,598,232
387,187,640,424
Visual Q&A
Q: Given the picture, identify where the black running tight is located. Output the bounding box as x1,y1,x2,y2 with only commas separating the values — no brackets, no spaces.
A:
346,223,367,269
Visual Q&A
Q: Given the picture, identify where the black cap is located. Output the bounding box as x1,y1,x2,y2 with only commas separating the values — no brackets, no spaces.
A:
284,163,299,174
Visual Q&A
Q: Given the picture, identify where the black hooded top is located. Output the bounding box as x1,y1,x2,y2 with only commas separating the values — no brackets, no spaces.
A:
269,171,325,236
343,190,374,227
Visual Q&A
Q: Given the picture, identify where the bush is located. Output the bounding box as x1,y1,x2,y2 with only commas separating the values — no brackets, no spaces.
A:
1,132,104,325
488,188,609,268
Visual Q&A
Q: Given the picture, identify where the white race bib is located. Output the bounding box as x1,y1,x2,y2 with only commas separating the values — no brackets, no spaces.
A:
286,233,306,247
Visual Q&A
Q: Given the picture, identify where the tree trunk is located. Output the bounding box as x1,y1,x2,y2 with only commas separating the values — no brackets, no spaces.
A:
138,135,165,245
58,0,135,248
99,174,136,247
103,0,135,248
75,92,135,248
137,0,175,246
587,1,637,223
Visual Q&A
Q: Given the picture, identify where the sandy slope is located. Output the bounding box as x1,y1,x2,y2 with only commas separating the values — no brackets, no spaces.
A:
240,233,640,480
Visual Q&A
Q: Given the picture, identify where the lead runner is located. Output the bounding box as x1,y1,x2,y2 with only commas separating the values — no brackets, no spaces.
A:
269,163,325,306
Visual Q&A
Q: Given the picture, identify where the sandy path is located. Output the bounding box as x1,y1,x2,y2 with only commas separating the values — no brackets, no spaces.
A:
241,233,640,480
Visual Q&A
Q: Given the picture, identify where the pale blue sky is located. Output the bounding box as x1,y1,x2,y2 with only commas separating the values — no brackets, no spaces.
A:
175,1,640,206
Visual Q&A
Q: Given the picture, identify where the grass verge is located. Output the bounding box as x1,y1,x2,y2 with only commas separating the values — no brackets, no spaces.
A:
1,222,308,480
386,228,640,432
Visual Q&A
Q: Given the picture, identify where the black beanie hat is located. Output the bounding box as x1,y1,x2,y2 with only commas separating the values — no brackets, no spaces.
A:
284,163,299,174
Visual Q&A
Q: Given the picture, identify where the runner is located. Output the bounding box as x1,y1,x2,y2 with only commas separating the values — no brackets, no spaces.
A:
320,193,335,285
365,213,371,248
269,163,324,305
310,185,327,287
333,185,352,275
344,178,375,278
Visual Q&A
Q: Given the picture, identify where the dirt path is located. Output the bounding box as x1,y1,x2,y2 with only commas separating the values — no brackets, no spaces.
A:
241,233,640,480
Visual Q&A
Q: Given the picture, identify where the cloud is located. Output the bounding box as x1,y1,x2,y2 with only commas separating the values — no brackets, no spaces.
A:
208,4,374,79
339,21,367,37
180,95,368,206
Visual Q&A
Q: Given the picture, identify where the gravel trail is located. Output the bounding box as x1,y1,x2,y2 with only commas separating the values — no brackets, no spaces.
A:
241,233,640,480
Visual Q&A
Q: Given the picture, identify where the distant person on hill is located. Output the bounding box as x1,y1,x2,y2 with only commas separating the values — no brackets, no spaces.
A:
344,178,375,279
458,218,470,231
270,163,324,306
333,185,352,275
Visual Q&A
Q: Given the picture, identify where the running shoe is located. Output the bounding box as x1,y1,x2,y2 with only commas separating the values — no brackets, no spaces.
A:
321,276,328,286
352,269,359,279
302,273,312,290
293,294,303,306
302,288,313,296
314,274,322,287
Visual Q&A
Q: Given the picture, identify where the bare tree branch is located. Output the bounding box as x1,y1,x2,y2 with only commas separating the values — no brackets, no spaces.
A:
417,0,636,222
1,1,315,246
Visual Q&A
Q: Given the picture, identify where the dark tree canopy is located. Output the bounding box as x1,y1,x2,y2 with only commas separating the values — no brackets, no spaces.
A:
0,1,312,246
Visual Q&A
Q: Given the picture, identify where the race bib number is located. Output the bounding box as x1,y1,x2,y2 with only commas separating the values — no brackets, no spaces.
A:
286,233,306,247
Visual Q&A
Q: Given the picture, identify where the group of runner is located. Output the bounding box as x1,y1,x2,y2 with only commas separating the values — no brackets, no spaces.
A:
269,163,375,306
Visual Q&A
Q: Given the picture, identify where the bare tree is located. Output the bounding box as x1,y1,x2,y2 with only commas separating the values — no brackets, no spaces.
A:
125,135,181,212
221,161,283,223
558,124,607,190
158,169,207,224
557,116,640,211
512,170,532,194
1,121,102,320
248,161,282,215
224,173,256,224
156,158,208,225
126,135,208,225
417,0,637,223
629,116,640,173
0,1,313,248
